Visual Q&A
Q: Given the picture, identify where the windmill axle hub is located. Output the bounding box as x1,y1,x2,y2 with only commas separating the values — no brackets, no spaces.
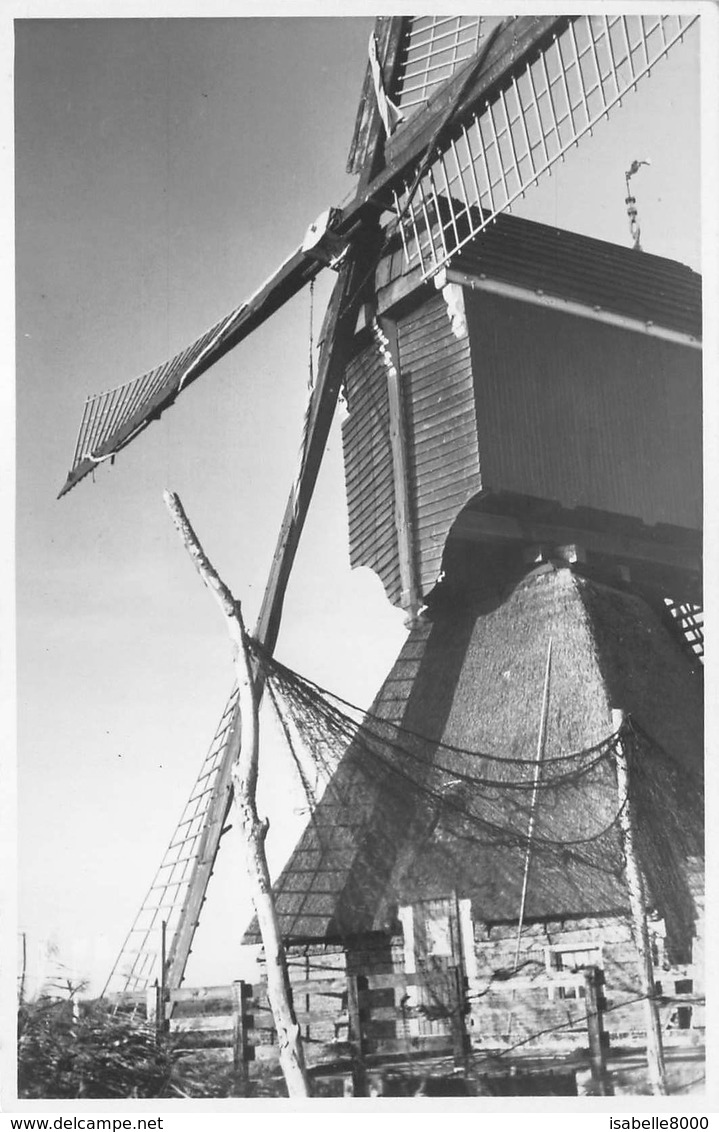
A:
302,207,349,270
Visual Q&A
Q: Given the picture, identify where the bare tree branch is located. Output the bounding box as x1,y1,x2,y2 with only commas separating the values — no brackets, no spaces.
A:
163,489,310,1097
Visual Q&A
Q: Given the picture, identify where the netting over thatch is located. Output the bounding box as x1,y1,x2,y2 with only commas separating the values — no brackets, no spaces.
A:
245,566,703,949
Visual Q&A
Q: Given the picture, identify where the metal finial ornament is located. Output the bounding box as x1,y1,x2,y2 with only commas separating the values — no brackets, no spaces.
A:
625,159,651,251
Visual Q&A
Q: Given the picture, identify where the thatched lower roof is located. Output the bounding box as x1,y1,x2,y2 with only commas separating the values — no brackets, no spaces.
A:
246,564,703,946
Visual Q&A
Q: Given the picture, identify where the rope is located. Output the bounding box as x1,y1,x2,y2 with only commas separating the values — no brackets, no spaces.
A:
250,637,621,768
246,636,700,960
255,647,631,857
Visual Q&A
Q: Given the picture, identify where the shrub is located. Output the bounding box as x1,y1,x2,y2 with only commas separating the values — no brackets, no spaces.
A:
18,998,175,1099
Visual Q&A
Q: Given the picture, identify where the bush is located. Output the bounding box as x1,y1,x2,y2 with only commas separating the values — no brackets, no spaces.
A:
18,998,176,1099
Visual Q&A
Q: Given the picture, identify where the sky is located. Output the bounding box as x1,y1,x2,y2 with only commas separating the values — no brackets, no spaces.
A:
8,8,712,1010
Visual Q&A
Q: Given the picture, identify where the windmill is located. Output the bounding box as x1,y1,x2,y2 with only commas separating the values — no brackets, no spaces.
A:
57,13,702,1036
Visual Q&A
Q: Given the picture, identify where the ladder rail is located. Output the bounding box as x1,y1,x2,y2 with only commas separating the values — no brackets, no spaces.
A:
102,687,238,997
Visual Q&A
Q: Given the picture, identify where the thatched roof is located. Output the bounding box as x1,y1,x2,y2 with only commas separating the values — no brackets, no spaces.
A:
246,563,702,946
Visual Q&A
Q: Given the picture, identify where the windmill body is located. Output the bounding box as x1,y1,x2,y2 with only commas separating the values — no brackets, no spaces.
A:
248,18,703,1069
243,205,703,1062
59,15,703,1084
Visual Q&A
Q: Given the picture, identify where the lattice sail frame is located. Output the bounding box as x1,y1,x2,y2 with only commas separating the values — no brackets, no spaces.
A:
392,14,698,279
61,243,310,496
71,309,247,480
665,599,704,662
103,689,238,997
392,16,505,114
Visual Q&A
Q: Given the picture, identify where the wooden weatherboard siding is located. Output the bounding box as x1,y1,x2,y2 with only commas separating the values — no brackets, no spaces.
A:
342,293,480,608
464,290,702,530
397,292,480,598
342,342,401,604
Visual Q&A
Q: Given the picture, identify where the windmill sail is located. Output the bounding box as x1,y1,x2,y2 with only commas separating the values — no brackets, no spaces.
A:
58,245,320,498
103,688,239,996
59,13,695,499
390,13,698,277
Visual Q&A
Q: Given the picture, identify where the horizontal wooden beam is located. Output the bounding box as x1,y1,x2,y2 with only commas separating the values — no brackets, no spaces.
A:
442,268,702,349
450,510,701,577
171,1013,235,1033
170,984,237,1003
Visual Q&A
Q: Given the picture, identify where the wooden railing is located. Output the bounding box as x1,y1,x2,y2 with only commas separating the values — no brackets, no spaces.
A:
146,966,470,1087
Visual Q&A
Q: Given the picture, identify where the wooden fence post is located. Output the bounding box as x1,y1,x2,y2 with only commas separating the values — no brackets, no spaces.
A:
146,983,165,1043
158,920,168,1040
232,980,250,1095
450,966,468,1066
146,986,156,1026
612,709,667,1096
584,966,612,1095
347,973,368,1097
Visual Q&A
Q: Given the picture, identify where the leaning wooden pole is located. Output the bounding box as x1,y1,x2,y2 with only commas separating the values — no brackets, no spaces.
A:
611,709,667,1096
163,490,311,1098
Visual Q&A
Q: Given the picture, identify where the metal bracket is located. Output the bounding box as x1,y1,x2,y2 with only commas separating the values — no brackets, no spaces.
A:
302,208,350,271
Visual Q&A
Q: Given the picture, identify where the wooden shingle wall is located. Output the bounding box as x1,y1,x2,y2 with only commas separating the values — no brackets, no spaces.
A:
342,343,400,604
464,290,702,530
469,911,703,1052
397,292,480,598
342,293,480,609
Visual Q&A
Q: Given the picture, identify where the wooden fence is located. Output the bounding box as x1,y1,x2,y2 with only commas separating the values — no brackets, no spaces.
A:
143,965,617,1094
111,952,703,1095
147,967,470,1084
